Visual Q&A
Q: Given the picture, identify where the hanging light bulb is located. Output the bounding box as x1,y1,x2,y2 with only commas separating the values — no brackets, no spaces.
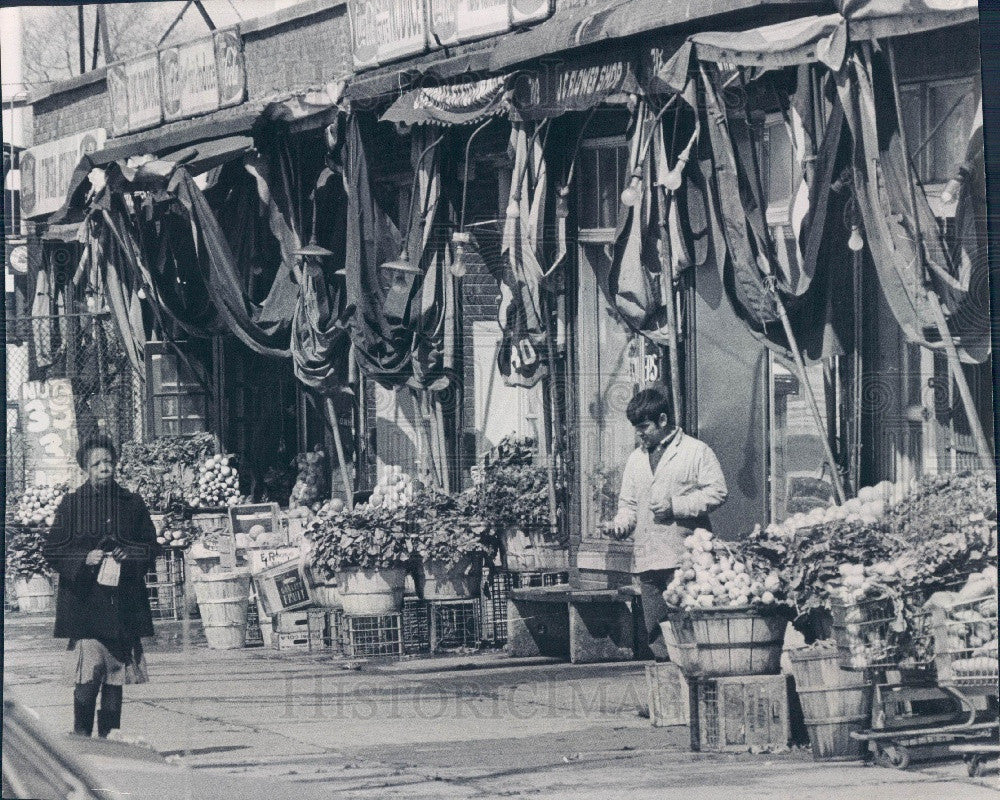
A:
848,225,864,252
555,186,570,219
137,287,146,300
450,230,472,278
662,165,683,193
506,197,520,219
620,172,642,208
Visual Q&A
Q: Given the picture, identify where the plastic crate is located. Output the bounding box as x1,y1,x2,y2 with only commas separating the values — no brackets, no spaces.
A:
932,594,999,690
511,570,569,589
343,613,404,659
696,674,791,752
830,592,935,673
403,598,431,655
480,568,512,646
329,608,345,654
431,599,481,651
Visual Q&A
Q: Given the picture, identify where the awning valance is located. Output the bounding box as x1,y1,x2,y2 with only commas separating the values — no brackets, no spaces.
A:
655,1,979,85
380,77,508,126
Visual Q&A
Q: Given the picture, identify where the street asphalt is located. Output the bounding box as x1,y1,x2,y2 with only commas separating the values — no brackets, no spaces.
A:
3,614,997,800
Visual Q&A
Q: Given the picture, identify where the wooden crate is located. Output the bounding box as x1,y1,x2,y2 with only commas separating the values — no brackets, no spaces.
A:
696,674,791,752
272,631,311,652
645,663,693,727
343,613,404,659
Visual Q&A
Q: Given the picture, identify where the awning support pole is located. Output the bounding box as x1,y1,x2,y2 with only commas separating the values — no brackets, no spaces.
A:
324,397,355,511
733,68,846,502
656,187,683,428
885,41,993,471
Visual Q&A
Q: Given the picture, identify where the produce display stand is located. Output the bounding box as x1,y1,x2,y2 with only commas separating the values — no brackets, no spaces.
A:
834,585,999,770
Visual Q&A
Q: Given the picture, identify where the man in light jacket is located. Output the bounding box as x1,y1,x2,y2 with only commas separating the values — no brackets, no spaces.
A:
611,387,728,660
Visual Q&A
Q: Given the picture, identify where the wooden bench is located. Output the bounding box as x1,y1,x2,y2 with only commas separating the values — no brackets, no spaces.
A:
507,586,640,663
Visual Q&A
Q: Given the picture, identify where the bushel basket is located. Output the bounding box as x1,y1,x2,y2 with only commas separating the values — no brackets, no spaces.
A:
687,606,787,677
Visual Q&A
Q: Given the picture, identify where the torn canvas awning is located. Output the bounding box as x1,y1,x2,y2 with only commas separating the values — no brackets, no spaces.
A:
381,76,509,127
838,0,979,39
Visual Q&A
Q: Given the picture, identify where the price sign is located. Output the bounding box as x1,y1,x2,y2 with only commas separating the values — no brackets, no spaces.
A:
20,379,79,485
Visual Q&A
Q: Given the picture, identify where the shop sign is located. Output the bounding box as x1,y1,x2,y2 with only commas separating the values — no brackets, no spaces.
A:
214,28,246,108
511,54,639,119
348,0,428,69
123,53,163,134
161,36,221,121
350,0,554,69
429,0,509,46
510,0,554,25
20,378,79,486
20,129,107,218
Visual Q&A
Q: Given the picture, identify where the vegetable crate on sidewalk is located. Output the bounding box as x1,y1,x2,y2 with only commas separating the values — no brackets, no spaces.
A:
695,674,792,752
342,613,405,659
245,598,264,647
431,599,481,651
402,598,431,655
145,550,186,621
480,568,513,646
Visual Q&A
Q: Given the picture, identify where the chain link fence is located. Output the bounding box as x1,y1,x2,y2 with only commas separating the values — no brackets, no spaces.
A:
6,311,142,499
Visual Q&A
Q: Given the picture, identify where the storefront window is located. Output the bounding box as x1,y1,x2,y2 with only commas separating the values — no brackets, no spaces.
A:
577,139,628,234
900,77,978,190
145,343,208,437
768,354,835,521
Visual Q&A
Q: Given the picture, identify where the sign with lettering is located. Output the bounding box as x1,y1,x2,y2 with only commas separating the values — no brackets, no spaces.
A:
106,63,130,138
125,52,163,132
20,129,107,218
510,54,640,120
20,378,79,485
430,0,509,46
214,28,246,108
161,36,219,121
107,29,245,136
351,0,554,69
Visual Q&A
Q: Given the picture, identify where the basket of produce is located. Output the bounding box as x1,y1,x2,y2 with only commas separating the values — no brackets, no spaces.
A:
664,528,792,677
929,567,999,690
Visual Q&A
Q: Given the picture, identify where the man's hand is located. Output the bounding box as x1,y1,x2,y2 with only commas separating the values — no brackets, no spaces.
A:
85,549,104,566
650,498,674,524
610,510,636,539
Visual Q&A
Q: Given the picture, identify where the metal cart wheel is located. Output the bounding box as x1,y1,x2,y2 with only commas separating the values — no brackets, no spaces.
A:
967,754,984,778
876,743,911,770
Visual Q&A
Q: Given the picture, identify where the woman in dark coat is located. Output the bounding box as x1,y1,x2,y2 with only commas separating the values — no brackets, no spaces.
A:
44,434,160,738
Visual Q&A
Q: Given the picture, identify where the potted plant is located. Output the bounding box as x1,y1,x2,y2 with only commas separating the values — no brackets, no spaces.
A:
307,500,415,616
407,487,493,600
475,437,568,572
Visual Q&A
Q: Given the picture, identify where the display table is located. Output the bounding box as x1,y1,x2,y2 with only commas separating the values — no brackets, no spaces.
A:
507,586,638,663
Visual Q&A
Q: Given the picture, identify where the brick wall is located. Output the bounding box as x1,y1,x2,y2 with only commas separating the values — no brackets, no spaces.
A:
31,3,352,147
32,77,108,146
243,4,352,98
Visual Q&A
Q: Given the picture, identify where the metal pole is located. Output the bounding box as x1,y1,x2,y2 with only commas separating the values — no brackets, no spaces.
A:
885,41,993,470
77,5,86,76
324,397,354,510
656,187,683,427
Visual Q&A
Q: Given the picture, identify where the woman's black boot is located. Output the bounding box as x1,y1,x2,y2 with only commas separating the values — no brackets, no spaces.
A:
97,685,123,738
73,682,99,736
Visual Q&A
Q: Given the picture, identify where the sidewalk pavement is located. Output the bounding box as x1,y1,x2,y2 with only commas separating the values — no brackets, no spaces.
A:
4,614,997,800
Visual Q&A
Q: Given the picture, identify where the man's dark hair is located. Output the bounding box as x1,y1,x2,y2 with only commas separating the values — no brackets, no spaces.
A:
626,387,674,427
76,434,118,469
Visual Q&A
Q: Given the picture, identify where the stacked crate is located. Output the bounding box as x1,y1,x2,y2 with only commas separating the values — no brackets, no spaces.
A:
271,608,331,652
